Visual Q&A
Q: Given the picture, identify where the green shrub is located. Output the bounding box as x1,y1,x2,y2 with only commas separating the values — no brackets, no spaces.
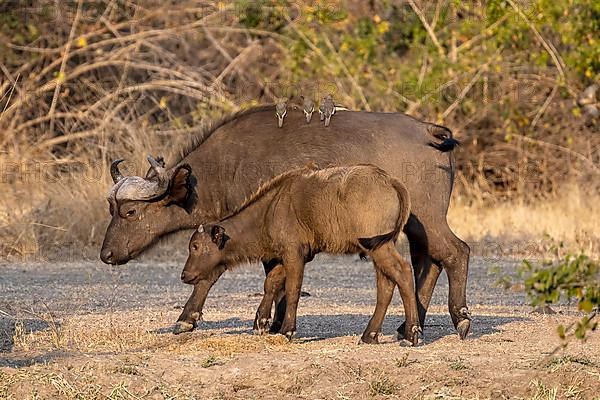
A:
522,252,599,341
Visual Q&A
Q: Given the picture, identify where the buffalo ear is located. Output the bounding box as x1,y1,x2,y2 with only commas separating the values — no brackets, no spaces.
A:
165,164,192,207
210,225,230,250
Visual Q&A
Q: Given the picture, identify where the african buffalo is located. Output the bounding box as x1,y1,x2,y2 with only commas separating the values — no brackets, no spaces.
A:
101,106,471,339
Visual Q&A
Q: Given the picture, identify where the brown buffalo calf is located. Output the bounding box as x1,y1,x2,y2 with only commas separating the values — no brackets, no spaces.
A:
181,165,421,345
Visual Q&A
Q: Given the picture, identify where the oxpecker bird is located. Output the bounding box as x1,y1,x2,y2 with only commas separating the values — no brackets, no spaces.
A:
276,98,288,128
301,96,315,123
319,94,335,127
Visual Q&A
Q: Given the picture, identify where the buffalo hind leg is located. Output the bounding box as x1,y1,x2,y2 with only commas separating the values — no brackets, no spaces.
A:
431,225,471,339
371,243,421,346
361,267,395,344
174,264,227,334
400,221,471,339
254,264,285,334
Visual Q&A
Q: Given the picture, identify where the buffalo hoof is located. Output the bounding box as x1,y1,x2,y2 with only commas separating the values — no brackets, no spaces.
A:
409,326,423,346
255,318,271,335
396,325,422,346
457,319,471,340
456,307,472,340
279,324,296,341
173,321,195,335
283,331,296,341
359,331,379,345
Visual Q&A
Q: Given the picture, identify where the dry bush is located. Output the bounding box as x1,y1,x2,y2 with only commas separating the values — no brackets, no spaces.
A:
0,0,598,260
0,0,281,259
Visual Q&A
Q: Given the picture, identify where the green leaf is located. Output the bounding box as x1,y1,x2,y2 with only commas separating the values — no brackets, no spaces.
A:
557,324,566,340
579,299,594,313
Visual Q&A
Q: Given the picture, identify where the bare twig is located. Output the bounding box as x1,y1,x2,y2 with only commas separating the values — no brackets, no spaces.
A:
505,0,566,82
512,134,600,175
531,83,559,128
48,0,84,137
456,14,510,53
0,73,19,124
442,66,486,119
211,42,259,90
407,0,445,57
321,34,370,111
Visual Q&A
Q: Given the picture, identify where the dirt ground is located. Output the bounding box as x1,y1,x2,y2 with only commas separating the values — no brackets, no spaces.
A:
1,255,599,399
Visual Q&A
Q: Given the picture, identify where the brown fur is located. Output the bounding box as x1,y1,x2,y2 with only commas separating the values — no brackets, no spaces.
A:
175,105,274,165
181,165,421,344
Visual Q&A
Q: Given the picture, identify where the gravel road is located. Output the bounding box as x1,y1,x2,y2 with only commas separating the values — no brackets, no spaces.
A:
0,255,525,315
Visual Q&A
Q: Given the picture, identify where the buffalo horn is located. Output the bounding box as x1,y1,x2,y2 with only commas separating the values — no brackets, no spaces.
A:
110,159,125,183
147,155,166,178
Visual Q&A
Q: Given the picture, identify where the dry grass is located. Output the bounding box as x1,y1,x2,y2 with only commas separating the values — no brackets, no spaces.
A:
2,307,599,399
449,186,600,257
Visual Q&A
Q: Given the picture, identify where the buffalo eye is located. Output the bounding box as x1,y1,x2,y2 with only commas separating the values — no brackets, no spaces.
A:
125,209,136,218
191,243,199,252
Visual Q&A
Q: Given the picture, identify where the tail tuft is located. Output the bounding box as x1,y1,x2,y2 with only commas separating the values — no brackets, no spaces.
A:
358,230,397,251
428,138,460,152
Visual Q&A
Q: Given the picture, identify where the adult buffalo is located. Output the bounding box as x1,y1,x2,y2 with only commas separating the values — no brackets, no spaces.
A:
100,106,471,339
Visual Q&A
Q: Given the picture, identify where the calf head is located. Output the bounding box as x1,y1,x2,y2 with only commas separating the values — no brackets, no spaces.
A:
181,225,229,284
100,156,193,265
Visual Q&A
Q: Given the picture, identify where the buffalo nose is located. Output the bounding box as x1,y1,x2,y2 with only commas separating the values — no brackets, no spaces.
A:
101,249,115,264
181,271,195,284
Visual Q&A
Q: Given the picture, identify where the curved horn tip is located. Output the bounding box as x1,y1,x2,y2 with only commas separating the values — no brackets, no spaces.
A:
110,159,125,183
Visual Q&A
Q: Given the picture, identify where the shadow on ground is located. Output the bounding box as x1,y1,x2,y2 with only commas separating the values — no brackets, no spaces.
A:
0,318,52,354
0,317,69,368
153,313,527,343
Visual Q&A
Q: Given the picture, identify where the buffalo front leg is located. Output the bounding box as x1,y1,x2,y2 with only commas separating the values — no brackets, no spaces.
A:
174,264,227,334
360,267,395,344
254,263,285,335
262,260,287,334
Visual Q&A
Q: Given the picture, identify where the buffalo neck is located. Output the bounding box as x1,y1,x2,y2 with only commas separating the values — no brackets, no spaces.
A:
163,202,207,232
218,189,278,266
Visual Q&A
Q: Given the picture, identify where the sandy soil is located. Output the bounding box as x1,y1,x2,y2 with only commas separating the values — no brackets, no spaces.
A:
1,255,599,399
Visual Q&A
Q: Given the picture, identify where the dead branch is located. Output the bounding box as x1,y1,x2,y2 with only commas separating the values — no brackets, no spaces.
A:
48,0,84,137
407,0,445,58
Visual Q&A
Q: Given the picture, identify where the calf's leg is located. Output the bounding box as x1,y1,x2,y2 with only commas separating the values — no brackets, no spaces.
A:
175,264,227,334
261,260,287,334
278,253,305,340
361,267,395,344
254,264,285,334
371,243,421,346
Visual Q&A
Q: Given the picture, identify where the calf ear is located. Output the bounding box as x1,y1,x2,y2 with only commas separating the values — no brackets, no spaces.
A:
210,225,230,250
165,164,193,208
